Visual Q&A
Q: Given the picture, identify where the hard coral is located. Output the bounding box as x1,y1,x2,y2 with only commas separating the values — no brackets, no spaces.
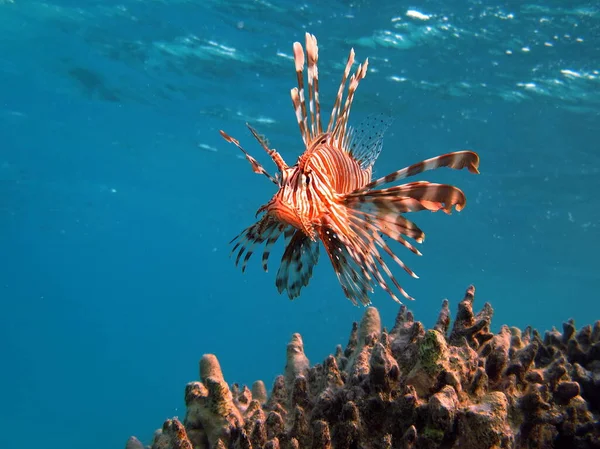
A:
129,286,600,449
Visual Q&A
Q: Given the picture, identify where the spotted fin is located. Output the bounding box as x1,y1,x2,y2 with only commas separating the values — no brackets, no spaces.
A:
276,230,320,299
347,113,394,170
260,224,294,272
231,216,287,273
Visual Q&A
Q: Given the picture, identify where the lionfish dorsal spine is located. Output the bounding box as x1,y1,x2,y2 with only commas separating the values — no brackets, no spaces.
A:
333,59,369,148
305,33,321,136
291,41,309,146
291,33,325,146
294,34,369,151
327,47,355,134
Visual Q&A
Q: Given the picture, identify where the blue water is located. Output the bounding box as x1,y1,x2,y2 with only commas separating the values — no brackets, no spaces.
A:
1,1,598,448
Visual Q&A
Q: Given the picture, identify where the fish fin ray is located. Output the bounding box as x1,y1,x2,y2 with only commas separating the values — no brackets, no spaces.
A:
230,216,283,273
275,230,320,299
246,124,289,173
347,113,394,169
317,219,374,306
219,130,278,184
345,182,468,214
355,151,480,192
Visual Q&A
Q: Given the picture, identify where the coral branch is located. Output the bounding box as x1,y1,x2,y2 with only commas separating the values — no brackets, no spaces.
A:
128,286,600,449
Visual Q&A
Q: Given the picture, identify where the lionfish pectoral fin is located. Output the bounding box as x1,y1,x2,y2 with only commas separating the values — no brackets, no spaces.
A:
317,216,375,307
219,130,278,184
345,182,469,216
358,151,480,192
337,181,473,302
275,230,320,299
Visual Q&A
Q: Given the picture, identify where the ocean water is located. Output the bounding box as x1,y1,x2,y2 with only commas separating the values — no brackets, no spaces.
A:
1,1,598,448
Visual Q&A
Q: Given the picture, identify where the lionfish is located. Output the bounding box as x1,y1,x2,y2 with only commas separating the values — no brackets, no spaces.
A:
220,33,480,306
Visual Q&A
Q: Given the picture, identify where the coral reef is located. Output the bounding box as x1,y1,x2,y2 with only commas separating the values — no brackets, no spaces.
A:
128,286,600,449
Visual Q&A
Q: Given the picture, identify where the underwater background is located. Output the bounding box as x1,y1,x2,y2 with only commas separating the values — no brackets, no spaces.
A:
1,0,598,448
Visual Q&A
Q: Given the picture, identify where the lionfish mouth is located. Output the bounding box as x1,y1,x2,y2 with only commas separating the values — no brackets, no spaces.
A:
257,198,318,241
258,199,299,227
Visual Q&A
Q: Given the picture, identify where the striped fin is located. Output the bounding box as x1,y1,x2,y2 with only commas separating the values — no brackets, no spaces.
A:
331,180,472,302
347,113,394,169
291,41,309,146
332,59,369,148
345,182,469,214
357,151,480,193
231,217,296,275
246,124,288,173
220,130,277,184
231,216,275,273
292,33,323,145
317,218,374,306
349,218,417,301
305,33,322,137
327,48,355,134
318,211,418,305
349,209,425,248
293,34,368,149
275,230,320,299
317,205,420,303
260,224,287,272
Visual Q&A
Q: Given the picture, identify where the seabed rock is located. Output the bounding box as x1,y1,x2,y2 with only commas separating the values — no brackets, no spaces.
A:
128,286,600,449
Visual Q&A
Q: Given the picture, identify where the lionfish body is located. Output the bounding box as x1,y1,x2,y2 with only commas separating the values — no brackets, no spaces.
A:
220,33,480,306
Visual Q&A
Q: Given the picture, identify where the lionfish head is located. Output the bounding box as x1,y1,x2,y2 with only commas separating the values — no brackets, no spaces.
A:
257,165,316,238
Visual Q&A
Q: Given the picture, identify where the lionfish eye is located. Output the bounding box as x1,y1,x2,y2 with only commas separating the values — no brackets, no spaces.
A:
304,173,311,185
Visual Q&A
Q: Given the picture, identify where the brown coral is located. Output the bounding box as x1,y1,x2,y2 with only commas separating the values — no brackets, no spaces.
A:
128,286,600,449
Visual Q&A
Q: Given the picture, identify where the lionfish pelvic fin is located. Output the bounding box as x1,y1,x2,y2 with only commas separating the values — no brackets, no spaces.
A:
230,215,286,273
275,230,320,299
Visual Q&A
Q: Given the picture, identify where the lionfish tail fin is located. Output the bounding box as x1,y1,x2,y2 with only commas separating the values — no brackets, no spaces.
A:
361,150,480,191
